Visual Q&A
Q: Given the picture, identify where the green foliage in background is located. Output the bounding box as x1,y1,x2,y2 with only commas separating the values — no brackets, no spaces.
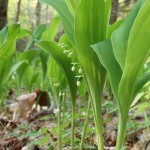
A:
0,23,20,91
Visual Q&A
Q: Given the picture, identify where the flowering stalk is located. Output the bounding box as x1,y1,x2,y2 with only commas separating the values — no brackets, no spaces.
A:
80,99,91,150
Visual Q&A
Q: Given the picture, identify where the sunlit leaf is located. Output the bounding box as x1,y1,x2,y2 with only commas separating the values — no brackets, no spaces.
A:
111,0,145,69
41,17,60,41
92,40,122,99
38,41,76,99
0,23,20,89
39,0,75,44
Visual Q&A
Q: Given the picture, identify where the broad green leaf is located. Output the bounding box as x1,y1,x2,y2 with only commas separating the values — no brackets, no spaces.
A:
107,19,123,39
40,50,49,83
39,0,75,44
111,0,145,69
118,0,150,118
75,1,111,148
33,24,47,40
38,41,76,99
77,78,86,97
25,24,47,50
17,50,40,84
17,28,32,39
0,23,20,89
131,92,146,108
65,0,80,15
47,57,67,103
9,60,28,76
92,40,122,99
134,71,150,96
47,57,67,90
0,26,8,46
30,71,41,90
41,17,60,41
23,66,34,91
131,102,150,117
75,0,111,106
59,34,73,48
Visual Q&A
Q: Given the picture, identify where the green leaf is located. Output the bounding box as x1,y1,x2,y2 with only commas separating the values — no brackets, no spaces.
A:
118,0,150,117
131,92,146,108
0,23,20,89
23,66,34,91
132,102,150,117
75,1,111,148
25,24,47,50
33,24,47,40
39,0,75,44
107,19,123,39
75,0,111,108
59,33,73,48
0,26,8,46
40,50,49,83
38,41,77,100
17,28,32,39
47,57,67,102
92,40,122,99
41,17,60,41
30,71,41,90
17,50,40,85
134,71,150,96
9,60,28,76
111,0,144,69
75,0,111,94
77,78,87,97
65,0,80,15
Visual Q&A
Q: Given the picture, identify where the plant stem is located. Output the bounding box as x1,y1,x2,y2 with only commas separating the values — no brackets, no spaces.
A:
58,96,62,150
80,99,91,150
95,110,104,150
116,114,127,150
71,100,75,150
87,87,104,150
16,76,20,96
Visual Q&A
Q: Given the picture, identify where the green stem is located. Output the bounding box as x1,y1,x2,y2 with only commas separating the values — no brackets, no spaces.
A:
80,99,91,150
95,109,104,150
89,93,104,150
86,88,104,150
71,100,75,150
116,114,127,150
16,74,20,96
144,111,149,129
58,96,62,150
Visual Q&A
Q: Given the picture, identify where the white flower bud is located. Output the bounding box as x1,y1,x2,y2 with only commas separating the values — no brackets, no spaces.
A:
60,43,65,48
54,83,59,87
59,92,62,96
71,66,75,71
78,68,82,74
63,50,68,53
62,93,65,97
58,43,61,46
76,81,81,86
68,52,73,57
12,75,15,80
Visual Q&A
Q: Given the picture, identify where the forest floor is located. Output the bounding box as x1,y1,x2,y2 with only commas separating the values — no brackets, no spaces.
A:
0,92,150,150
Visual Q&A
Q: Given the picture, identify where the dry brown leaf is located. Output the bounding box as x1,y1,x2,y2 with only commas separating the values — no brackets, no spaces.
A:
13,92,37,119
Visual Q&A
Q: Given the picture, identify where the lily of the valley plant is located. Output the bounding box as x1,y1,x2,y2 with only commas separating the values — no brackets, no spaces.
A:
39,0,112,149
38,0,150,149
93,0,150,149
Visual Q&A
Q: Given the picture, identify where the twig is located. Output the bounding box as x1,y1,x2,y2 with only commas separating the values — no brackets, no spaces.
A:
145,140,150,150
